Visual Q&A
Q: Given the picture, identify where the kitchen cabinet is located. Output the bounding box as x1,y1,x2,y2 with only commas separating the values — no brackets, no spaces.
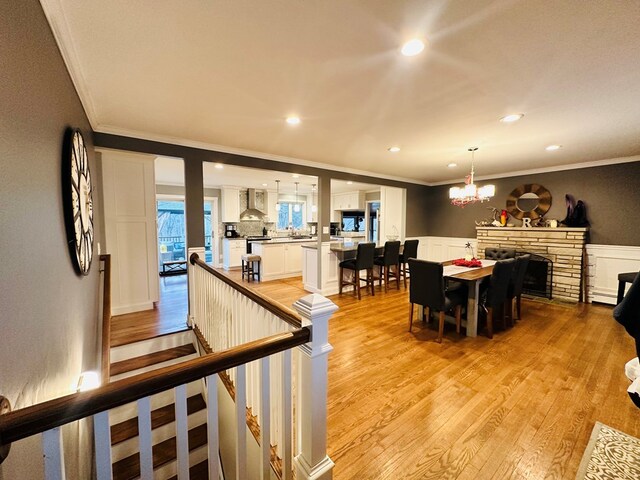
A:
379,186,406,242
265,190,279,223
221,187,240,223
250,241,303,280
332,191,365,211
222,238,246,270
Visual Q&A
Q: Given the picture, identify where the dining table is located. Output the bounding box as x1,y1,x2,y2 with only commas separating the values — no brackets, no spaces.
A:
442,259,497,337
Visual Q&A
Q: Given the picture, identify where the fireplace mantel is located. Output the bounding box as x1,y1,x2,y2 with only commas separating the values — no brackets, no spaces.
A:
476,226,589,302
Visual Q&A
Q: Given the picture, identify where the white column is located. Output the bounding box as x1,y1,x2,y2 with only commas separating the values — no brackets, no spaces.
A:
187,247,206,326
292,294,338,480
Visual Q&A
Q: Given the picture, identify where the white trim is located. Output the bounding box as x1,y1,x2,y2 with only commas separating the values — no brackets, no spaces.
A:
112,301,154,316
586,243,640,305
430,155,640,186
40,0,99,130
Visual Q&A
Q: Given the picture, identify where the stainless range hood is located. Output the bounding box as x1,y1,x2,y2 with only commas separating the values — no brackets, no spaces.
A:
239,188,265,221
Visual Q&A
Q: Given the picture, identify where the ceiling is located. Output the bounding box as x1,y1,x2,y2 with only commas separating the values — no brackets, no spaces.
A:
155,156,376,194
43,0,640,184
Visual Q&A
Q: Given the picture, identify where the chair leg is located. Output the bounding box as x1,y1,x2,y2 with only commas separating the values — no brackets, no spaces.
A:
356,270,361,300
339,267,343,294
487,307,494,339
455,305,461,334
256,261,260,282
378,266,383,288
369,269,375,296
409,303,414,332
403,262,408,288
396,264,400,290
504,300,513,327
241,259,246,280
516,294,522,320
384,266,389,293
437,311,445,343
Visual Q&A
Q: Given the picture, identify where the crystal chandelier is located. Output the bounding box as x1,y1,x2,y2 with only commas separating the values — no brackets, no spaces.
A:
449,147,495,207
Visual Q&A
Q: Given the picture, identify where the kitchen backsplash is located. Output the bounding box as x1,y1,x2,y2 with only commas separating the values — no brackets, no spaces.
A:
236,220,270,237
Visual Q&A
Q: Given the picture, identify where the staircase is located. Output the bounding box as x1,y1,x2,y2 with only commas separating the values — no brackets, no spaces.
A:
108,330,213,479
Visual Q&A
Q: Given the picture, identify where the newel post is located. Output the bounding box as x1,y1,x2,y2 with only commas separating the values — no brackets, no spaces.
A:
292,293,338,480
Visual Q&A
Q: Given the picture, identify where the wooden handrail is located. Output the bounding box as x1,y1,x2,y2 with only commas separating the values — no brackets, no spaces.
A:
99,254,112,381
0,328,310,446
190,252,303,329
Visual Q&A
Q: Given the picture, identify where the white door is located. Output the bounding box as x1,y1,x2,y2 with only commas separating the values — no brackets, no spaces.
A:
101,149,159,315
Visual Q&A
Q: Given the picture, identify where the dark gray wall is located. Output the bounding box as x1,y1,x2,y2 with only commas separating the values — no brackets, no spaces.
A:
0,0,100,478
93,133,433,245
425,161,640,245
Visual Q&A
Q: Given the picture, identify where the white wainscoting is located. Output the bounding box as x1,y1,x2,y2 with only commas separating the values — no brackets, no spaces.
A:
422,236,478,262
586,244,640,305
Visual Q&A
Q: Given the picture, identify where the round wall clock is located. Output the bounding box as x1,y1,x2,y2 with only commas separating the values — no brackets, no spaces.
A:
63,128,94,275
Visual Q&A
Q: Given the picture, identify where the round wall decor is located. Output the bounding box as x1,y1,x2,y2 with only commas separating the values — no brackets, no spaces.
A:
506,184,552,220
63,128,94,275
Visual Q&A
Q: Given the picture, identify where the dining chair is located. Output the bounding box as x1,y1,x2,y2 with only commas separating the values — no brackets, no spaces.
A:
399,239,419,288
507,254,531,321
339,242,376,300
484,258,516,338
408,259,466,343
374,241,401,292
484,247,516,260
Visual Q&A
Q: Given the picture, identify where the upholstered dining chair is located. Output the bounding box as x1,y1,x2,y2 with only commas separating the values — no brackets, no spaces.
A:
484,258,516,338
339,242,376,300
374,241,401,292
484,247,516,260
399,239,419,288
507,254,531,321
408,259,466,343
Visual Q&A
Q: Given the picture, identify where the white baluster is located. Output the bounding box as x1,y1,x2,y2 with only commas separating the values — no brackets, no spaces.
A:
43,427,66,480
260,356,271,479
206,374,220,480
235,364,247,480
93,411,113,480
292,294,338,480
281,348,292,480
137,397,153,479
175,384,189,479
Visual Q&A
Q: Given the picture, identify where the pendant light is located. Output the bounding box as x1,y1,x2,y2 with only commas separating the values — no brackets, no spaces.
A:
449,147,495,207
275,180,280,211
293,182,301,212
311,184,317,213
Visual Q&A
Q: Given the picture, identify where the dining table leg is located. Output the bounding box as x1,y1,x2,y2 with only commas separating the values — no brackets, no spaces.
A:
466,279,480,337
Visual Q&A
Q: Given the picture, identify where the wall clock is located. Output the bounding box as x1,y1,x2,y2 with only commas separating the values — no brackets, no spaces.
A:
63,128,94,275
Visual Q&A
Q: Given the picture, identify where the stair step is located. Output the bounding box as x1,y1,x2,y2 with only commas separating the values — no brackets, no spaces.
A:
110,344,197,377
167,459,209,480
111,394,207,446
112,423,208,480
110,330,194,363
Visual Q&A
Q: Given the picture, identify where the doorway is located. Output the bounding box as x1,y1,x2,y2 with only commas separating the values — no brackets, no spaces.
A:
204,197,220,267
366,201,380,243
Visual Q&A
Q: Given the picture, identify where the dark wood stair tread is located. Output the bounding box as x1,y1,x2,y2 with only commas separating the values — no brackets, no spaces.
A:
111,394,207,445
168,459,210,480
112,423,208,480
110,344,196,376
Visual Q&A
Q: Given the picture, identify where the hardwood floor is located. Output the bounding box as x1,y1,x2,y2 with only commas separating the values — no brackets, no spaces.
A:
110,274,188,347
111,269,640,479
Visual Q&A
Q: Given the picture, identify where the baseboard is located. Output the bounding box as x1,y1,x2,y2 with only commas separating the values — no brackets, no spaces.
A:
112,301,154,316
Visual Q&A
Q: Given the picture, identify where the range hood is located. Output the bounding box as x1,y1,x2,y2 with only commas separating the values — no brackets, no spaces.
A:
239,188,266,221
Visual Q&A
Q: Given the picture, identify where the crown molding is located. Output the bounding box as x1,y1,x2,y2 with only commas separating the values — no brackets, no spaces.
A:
40,0,99,130
429,154,640,186
94,124,431,187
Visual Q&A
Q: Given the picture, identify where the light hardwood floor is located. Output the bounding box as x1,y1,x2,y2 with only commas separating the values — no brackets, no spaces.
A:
112,271,640,479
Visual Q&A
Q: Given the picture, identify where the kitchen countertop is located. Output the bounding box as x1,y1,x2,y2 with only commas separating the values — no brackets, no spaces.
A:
249,237,317,244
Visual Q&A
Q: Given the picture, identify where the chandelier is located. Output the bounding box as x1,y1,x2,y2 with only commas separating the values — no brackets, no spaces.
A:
449,147,495,207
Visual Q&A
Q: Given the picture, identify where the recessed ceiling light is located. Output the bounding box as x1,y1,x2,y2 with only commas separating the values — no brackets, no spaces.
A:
401,39,425,57
347,181,353,185
286,116,301,125
262,183,268,186
447,163,457,168
546,144,562,151
500,113,524,123
214,163,224,169
292,174,300,178
388,146,401,153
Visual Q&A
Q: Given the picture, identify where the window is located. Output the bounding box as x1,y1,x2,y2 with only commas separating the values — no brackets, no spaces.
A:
277,202,305,230
157,199,186,271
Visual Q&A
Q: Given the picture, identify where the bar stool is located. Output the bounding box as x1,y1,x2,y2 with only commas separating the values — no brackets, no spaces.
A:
618,272,639,304
339,242,375,300
241,254,261,282
399,239,419,288
374,241,401,292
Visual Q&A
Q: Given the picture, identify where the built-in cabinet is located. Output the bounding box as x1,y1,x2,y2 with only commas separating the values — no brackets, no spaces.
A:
379,186,406,241
333,191,365,211
221,187,241,223
265,190,278,223
222,238,246,270
251,242,303,280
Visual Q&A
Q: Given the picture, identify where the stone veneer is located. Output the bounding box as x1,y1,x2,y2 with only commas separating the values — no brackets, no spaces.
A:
476,227,589,302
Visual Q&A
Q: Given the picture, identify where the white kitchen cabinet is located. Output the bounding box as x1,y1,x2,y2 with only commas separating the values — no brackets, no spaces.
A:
332,191,365,211
221,187,240,223
379,186,406,242
284,243,302,274
250,241,303,280
222,238,246,270
265,190,279,223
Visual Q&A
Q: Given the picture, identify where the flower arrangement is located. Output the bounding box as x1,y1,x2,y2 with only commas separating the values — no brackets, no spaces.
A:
452,258,483,268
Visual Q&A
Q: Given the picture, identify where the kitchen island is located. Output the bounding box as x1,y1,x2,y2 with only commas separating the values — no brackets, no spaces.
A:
249,237,316,281
301,240,364,295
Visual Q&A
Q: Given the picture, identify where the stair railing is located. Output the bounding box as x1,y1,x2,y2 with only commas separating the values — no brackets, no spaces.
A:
0,329,311,480
188,250,337,480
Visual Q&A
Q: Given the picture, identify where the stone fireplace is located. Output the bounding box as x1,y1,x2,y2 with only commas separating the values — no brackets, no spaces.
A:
476,227,589,302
